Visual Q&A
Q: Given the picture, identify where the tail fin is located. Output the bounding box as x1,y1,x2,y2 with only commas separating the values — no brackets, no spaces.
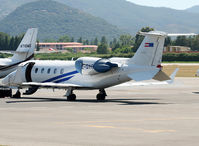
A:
11,28,38,62
129,31,167,67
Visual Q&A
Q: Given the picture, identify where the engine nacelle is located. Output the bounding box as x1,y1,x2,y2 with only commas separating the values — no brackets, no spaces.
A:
75,57,118,75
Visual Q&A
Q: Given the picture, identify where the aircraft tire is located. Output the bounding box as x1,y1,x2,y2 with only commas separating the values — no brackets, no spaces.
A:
67,94,76,101
96,94,105,101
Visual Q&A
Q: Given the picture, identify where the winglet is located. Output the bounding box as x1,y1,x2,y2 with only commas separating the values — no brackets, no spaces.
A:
166,68,179,84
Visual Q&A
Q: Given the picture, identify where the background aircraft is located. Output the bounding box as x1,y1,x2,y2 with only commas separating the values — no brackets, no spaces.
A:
1,31,192,100
0,28,38,78
0,28,38,97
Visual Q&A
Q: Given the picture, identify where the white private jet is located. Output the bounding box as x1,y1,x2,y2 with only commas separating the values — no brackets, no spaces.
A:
0,28,38,97
1,31,193,100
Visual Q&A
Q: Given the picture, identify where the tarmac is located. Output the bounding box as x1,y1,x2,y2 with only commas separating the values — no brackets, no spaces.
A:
0,77,199,146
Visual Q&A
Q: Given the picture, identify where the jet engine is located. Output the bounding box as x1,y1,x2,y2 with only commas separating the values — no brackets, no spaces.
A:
75,57,118,75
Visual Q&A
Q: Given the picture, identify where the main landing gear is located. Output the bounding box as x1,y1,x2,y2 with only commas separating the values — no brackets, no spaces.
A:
96,89,107,101
12,90,21,98
66,88,76,101
0,88,12,98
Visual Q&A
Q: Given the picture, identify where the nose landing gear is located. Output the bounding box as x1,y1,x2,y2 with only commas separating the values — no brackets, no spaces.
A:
65,88,76,101
96,89,107,101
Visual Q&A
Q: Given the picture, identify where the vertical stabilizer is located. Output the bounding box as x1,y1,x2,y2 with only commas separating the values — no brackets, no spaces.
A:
129,31,167,67
11,28,38,62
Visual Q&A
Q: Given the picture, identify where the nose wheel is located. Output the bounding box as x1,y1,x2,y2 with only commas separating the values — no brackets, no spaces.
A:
96,89,107,101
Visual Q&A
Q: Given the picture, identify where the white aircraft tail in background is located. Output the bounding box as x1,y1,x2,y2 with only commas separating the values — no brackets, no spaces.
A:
11,28,38,62
1,31,195,100
0,28,38,78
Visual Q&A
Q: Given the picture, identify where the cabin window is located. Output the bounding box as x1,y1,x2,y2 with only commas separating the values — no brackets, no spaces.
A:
47,68,51,74
35,68,38,74
60,68,64,74
41,68,45,74
54,68,57,74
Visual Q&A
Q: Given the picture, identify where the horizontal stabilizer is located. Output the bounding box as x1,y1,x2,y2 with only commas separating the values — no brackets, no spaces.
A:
128,70,159,82
166,68,179,84
153,70,171,81
168,33,197,36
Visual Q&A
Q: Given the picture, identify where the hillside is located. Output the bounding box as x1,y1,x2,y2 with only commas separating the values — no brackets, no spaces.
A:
61,0,199,34
0,0,123,40
186,6,199,13
1,0,199,35
0,0,31,20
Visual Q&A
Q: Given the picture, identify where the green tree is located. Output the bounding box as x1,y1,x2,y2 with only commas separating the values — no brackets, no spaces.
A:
165,37,172,47
119,34,134,46
94,37,98,45
174,36,189,46
191,35,199,51
58,35,70,42
4,36,9,50
97,43,108,54
85,40,89,45
111,38,120,52
71,37,74,42
36,40,40,51
101,36,107,45
77,37,83,43
9,37,15,50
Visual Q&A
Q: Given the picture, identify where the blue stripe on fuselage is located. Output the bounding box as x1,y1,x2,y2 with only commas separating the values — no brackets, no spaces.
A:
54,76,74,83
43,70,78,83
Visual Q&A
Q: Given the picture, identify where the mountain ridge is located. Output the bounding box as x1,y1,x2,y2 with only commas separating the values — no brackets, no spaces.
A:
0,0,123,40
0,0,199,36
186,5,199,13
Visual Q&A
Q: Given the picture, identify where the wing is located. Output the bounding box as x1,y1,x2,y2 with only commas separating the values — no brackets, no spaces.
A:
21,82,94,89
0,51,14,54
122,68,179,87
127,70,159,82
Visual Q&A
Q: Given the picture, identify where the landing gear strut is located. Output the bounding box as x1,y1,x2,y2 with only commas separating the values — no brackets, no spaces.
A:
65,88,76,101
12,90,21,98
96,89,107,101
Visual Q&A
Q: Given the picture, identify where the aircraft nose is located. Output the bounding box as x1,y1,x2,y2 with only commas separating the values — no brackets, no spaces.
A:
2,76,10,86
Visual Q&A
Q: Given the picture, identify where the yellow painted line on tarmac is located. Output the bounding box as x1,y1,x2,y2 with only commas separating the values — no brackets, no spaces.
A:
143,129,176,133
56,117,199,127
86,124,176,134
87,125,116,129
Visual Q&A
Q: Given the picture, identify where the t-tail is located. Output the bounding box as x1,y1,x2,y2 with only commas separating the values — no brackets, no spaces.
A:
11,28,38,62
128,31,167,67
127,31,196,82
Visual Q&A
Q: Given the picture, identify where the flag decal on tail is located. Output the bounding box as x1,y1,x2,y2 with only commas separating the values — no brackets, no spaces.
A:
145,43,154,47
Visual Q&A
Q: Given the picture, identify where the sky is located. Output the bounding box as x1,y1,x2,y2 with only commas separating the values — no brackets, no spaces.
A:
127,0,199,10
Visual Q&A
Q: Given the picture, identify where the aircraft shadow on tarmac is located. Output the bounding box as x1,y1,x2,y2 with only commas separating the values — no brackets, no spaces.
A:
6,97,167,105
